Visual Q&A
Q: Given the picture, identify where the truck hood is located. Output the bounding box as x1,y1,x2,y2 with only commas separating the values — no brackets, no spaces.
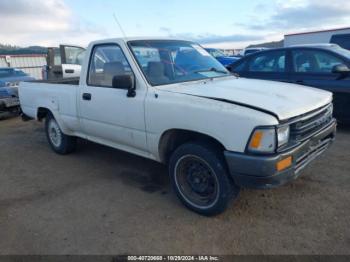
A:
159,77,332,121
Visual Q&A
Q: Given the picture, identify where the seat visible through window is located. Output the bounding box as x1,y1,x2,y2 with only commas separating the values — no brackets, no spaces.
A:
147,62,169,85
102,62,125,86
292,49,345,73
88,45,132,87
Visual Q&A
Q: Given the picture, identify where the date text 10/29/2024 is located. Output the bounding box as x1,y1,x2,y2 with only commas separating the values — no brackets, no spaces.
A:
127,256,220,261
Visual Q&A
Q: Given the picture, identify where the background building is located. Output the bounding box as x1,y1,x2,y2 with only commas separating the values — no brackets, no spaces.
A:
284,27,350,47
0,54,46,79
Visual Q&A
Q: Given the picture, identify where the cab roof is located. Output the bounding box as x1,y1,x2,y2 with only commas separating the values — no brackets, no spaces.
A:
89,37,190,46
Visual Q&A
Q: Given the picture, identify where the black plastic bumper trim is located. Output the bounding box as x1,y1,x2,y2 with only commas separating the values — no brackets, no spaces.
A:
224,120,337,189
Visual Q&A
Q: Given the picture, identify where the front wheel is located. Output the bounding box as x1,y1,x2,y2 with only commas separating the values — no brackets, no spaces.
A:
45,113,77,155
169,142,240,216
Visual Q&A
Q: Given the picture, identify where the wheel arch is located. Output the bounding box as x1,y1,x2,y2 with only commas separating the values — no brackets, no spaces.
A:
158,129,226,164
36,107,73,135
37,107,51,121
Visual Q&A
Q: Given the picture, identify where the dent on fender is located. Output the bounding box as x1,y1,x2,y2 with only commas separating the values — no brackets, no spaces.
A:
183,93,280,121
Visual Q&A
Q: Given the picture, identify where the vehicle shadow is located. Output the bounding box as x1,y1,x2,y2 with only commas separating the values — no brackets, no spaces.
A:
0,112,20,121
76,138,170,195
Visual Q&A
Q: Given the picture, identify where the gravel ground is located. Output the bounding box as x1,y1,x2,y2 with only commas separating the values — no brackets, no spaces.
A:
0,117,349,255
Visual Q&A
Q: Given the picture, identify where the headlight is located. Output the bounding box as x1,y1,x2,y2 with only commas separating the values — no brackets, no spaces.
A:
248,125,290,153
248,128,276,153
277,125,290,147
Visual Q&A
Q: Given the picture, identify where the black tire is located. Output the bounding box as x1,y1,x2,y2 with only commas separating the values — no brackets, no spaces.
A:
169,142,240,216
45,113,77,155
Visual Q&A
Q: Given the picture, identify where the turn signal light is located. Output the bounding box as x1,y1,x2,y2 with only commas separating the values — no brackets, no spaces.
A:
249,130,264,148
276,156,292,171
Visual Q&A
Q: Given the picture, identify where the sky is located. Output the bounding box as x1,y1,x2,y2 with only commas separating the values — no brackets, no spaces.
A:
0,0,350,49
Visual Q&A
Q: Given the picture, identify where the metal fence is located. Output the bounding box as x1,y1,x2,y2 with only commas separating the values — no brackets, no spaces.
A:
0,54,47,80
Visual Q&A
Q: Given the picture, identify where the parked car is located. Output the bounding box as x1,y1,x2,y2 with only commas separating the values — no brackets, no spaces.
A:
0,68,34,117
228,44,350,123
19,38,336,216
205,48,240,67
0,68,34,88
0,86,20,118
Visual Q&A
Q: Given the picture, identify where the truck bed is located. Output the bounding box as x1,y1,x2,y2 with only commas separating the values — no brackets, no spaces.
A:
19,80,79,124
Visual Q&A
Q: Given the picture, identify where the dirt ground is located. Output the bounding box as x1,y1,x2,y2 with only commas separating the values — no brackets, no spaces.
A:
0,117,349,255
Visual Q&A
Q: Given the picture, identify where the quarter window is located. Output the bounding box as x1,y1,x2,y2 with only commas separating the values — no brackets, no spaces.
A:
292,50,344,73
88,45,132,87
248,51,286,72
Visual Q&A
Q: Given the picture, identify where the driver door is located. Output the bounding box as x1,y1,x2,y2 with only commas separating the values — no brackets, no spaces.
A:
79,44,148,153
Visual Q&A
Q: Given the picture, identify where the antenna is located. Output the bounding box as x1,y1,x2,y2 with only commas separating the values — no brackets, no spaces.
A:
113,13,127,39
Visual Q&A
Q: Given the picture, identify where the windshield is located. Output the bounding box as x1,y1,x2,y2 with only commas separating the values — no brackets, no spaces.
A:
0,68,27,78
128,40,230,86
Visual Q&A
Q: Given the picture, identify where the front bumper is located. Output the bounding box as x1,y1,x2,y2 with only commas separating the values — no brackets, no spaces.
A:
224,120,337,189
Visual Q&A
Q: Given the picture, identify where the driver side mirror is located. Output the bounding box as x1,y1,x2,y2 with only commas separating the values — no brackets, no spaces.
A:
112,75,136,98
332,64,350,74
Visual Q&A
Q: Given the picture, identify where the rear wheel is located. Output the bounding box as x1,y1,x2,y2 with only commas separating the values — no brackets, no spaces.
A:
45,113,77,155
169,142,240,216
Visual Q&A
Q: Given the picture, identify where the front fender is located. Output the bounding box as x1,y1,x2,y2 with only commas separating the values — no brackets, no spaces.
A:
145,90,279,159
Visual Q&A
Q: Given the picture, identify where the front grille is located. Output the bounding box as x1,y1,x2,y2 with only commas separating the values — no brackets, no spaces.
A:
290,104,334,143
294,137,333,173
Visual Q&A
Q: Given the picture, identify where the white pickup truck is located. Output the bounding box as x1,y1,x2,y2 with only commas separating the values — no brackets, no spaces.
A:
19,38,336,215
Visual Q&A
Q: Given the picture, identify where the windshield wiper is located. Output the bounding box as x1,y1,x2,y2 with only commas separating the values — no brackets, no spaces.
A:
194,67,228,74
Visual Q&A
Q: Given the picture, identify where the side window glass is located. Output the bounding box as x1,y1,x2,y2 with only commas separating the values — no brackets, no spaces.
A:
292,50,344,73
88,45,132,87
64,46,86,65
53,48,62,66
248,51,286,72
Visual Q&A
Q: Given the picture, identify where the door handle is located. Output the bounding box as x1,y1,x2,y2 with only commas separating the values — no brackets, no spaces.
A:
82,93,92,101
65,69,75,74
